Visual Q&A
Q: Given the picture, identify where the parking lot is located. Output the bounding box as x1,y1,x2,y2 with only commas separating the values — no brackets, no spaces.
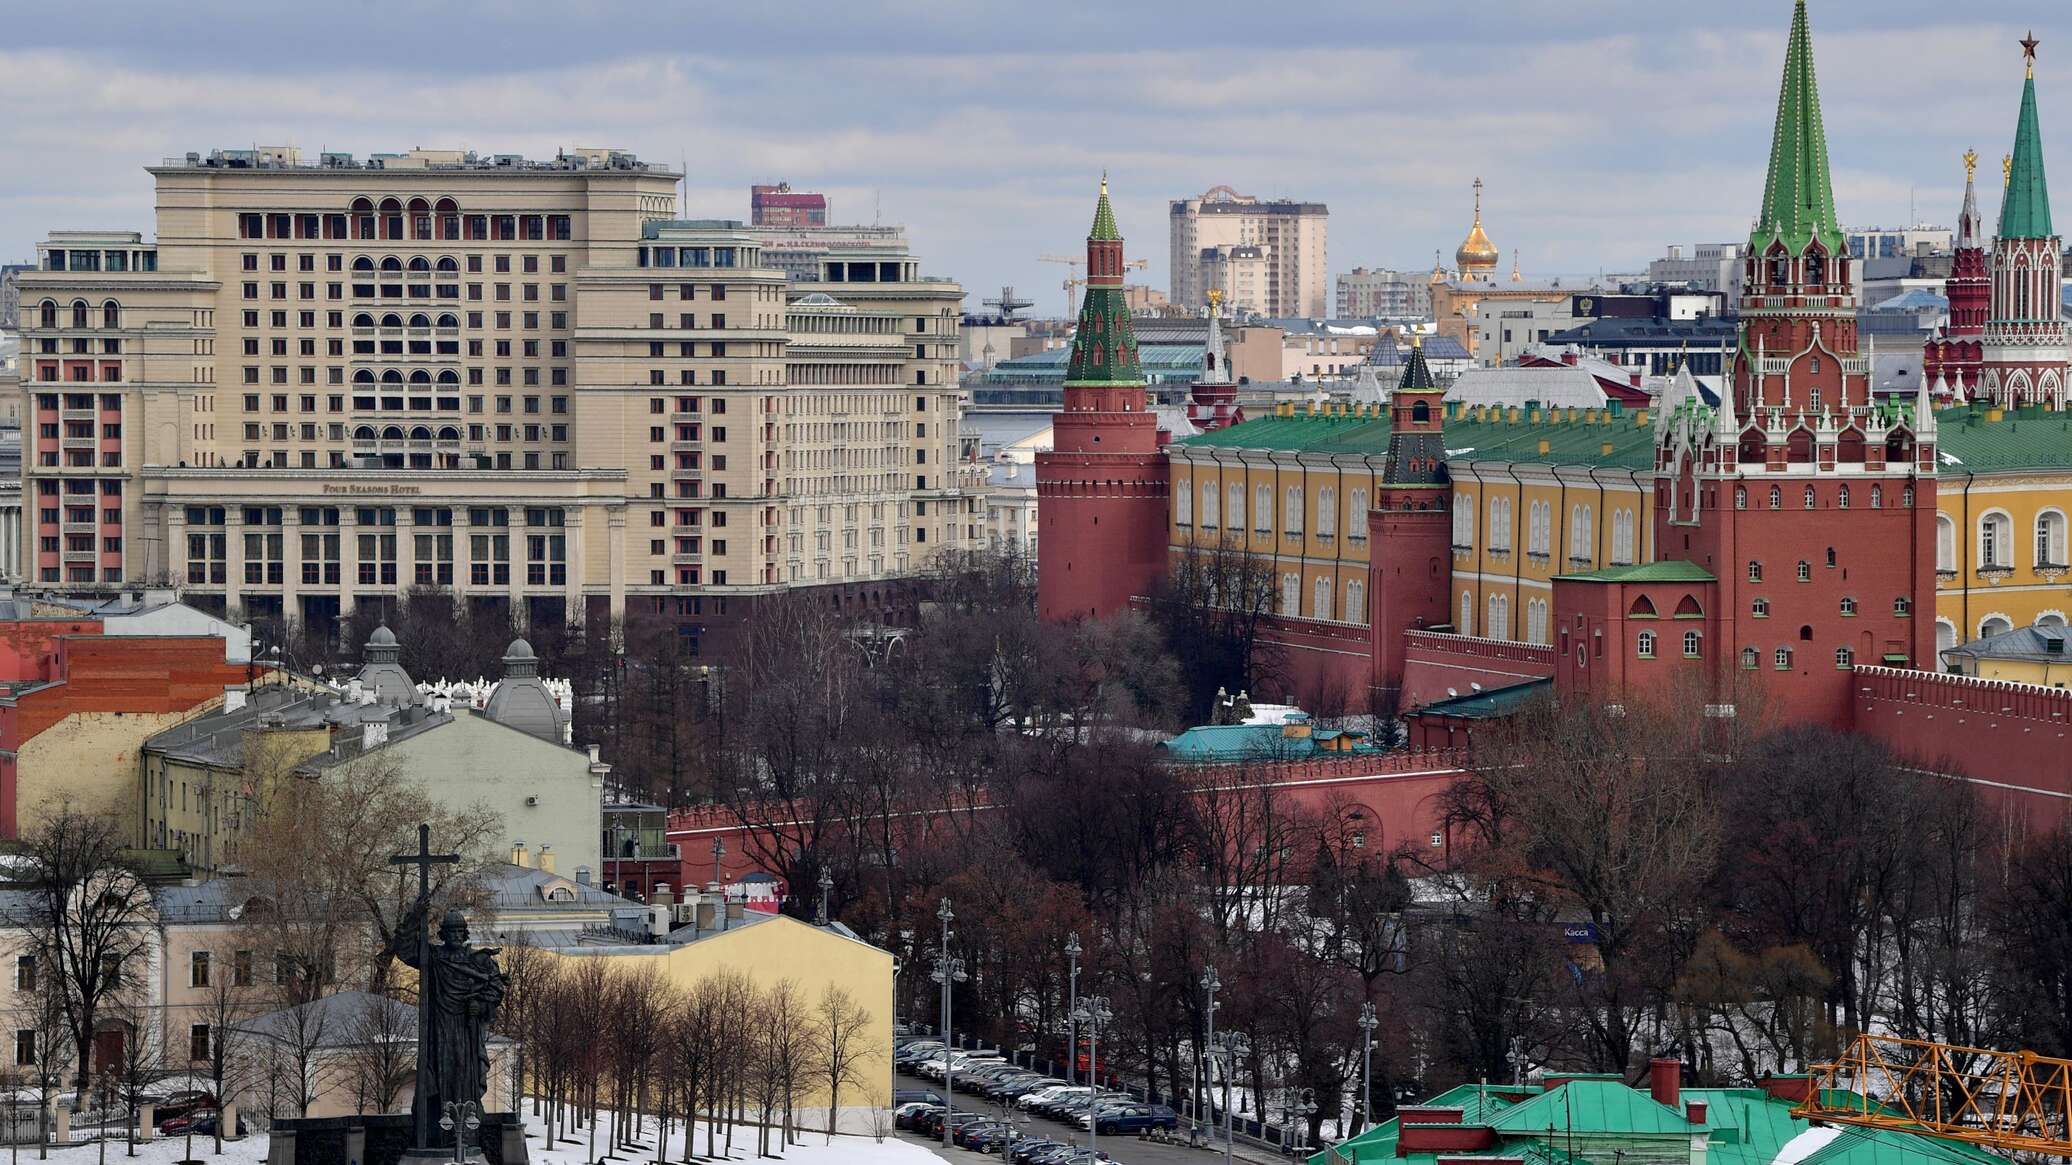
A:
892,1060,1289,1165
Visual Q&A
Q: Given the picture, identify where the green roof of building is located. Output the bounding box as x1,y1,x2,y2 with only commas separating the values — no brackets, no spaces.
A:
1090,177,1120,242
1311,1083,1536,1165
1173,409,1658,470
1554,560,1717,584
2001,68,2054,239
1158,720,1377,762
1754,0,1846,257
1488,1079,1700,1136
1795,1126,2004,1165
1936,404,2072,471
1412,677,1551,719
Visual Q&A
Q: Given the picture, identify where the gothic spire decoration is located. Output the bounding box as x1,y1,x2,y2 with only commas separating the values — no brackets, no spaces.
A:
1753,0,1844,257
2001,35,2054,239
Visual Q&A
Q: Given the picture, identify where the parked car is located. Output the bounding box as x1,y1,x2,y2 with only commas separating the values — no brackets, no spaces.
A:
894,1102,938,1130
191,1113,247,1137
895,1088,944,1107
1086,1104,1178,1136
1010,1138,1065,1163
154,1091,216,1130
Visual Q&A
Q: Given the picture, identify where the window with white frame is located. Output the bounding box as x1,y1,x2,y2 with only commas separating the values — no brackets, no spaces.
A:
1741,646,1759,669
1487,593,1509,640
1227,483,1245,531
1201,482,1219,528
1834,645,1854,668
1348,488,1368,538
2037,510,2067,566
1611,509,1636,564
1347,579,1366,624
1981,511,2012,568
1313,576,1332,619
1459,591,1473,635
1255,484,1272,532
1285,488,1303,535
1569,505,1594,561
1637,630,1656,658
1528,500,1551,555
1281,573,1300,614
1318,487,1337,537
1936,514,1955,571
1683,630,1702,658
1488,496,1511,551
1452,492,1472,546
1176,482,1193,525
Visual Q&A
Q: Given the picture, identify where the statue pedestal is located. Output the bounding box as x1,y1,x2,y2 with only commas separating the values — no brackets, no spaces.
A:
267,1114,527,1165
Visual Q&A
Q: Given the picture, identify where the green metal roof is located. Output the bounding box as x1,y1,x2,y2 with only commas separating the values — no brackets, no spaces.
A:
1554,560,1717,584
1090,178,1120,242
1797,1125,2004,1165
2001,71,2054,239
1173,410,1658,470
1412,677,1551,719
1936,405,2072,471
1487,1079,1700,1136
1310,1083,1537,1165
1158,721,1378,762
1753,0,1846,257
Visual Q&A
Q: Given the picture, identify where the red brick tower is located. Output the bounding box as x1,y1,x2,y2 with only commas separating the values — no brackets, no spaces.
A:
1925,151,1986,398
1036,180,1170,621
1185,289,1244,433
1367,340,1453,706
1978,36,2068,408
1649,0,1936,727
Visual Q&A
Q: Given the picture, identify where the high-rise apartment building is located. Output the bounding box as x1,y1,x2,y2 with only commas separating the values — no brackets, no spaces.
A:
1168,186,1328,317
1334,267,1432,319
14,147,973,650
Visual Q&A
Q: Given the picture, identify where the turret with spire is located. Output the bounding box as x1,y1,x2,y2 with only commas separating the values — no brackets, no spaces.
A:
1035,176,1173,621
1186,287,1244,432
1928,149,1988,396
1978,29,2069,409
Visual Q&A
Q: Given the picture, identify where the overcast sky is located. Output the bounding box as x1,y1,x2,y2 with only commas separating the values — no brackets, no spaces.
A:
0,1,2057,313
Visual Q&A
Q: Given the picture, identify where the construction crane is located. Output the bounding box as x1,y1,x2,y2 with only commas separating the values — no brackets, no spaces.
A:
1040,253,1147,317
1796,1032,2072,1156
981,286,1033,322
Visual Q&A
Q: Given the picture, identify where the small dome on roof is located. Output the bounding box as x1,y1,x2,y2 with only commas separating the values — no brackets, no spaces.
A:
368,625,398,647
506,638,535,660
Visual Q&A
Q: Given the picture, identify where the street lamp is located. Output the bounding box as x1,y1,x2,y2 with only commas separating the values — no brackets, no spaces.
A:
1064,932,1082,1088
1213,1030,1251,1165
1072,995,1113,1157
1201,965,1221,1141
710,836,725,884
1357,1001,1379,1135
933,898,968,1149
439,1100,481,1165
816,866,834,924
1294,1088,1319,1151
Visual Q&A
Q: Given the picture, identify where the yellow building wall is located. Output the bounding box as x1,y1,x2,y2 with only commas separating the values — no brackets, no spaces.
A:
548,914,894,1130
19,708,202,842
1934,475,2072,644
1170,454,1383,626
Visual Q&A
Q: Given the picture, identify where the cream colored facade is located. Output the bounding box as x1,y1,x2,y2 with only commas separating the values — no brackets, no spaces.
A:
1168,187,1328,317
15,147,974,636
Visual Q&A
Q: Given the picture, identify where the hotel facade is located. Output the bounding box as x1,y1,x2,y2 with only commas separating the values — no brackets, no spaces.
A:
13,147,975,645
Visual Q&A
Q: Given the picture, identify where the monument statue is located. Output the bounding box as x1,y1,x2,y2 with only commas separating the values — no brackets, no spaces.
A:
391,823,507,1161
398,908,508,1138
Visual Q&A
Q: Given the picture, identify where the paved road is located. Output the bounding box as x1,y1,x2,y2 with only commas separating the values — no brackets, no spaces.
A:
895,1069,1291,1165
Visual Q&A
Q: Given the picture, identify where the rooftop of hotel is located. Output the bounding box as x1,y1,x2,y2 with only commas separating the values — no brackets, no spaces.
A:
153,146,671,174
1172,400,2072,473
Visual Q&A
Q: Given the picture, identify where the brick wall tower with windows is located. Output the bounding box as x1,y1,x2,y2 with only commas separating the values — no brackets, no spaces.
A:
1635,0,1936,727
1925,152,1987,398
1366,340,1453,706
1036,180,1169,621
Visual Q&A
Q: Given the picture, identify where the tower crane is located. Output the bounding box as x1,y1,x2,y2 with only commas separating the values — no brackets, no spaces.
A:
1796,1032,2072,1156
1040,253,1147,317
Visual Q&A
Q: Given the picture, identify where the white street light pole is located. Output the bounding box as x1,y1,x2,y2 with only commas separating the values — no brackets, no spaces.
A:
1357,1001,1379,1135
1064,932,1082,1089
1073,995,1112,1158
932,897,966,1149
1202,965,1221,1142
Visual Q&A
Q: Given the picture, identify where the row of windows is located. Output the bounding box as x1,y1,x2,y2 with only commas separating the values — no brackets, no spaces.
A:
1733,483,1913,511
1939,511,2069,571
1277,574,1368,623
1175,484,1372,540
239,206,571,242
32,300,121,330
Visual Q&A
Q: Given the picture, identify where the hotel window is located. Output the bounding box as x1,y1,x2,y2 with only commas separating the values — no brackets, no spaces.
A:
356,507,397,585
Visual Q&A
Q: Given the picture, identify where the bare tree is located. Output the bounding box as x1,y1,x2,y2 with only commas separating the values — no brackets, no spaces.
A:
341,993,413,1116
813,985,875,1141
105,993,163,1158
2,805,156,1110
192,958,260,1154
23,980,72,1160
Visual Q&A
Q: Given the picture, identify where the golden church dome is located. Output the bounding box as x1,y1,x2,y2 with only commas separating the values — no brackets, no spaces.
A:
1454,177,1499,278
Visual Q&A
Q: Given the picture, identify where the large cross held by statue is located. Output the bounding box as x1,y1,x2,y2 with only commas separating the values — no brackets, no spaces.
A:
392,823,461,1152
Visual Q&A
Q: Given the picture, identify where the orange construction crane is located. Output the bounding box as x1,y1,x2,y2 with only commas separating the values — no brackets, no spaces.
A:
1796,1032,2072,1156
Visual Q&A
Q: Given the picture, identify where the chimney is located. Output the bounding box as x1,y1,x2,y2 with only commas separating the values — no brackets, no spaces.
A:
727,898,745,922
1602,441,1614,457
695,896,717,932
1686,1100,1708,1126
1649,1058,1681,1110
653,882,674,908
538,845,555,874
222,687,248,713
1756,1074,1812,1103
510,840,529,868
1630,370,1641,388
1561,349,1578,366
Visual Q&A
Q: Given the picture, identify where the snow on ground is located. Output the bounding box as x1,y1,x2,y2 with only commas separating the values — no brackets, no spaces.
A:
18,1112,935,1165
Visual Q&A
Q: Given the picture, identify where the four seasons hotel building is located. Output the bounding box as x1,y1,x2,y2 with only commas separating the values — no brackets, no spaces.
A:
14,147,973,646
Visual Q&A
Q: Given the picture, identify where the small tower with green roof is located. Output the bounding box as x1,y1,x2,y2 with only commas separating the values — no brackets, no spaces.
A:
1979,31,2069,409
1367,338,1456,705
1036,178,1173,622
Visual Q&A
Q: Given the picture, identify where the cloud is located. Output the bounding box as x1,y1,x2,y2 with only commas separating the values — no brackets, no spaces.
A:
0,4,2053,311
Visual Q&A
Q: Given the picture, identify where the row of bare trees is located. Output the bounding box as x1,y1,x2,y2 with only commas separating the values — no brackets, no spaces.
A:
496,947,878,1158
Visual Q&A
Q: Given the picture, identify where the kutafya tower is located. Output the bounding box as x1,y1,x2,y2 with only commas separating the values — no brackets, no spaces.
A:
1036,179,1171,621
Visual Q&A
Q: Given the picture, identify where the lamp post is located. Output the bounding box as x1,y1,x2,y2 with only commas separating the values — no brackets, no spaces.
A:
1201,965,1221,1141
1072,995,1112,1157
439,1100,481,1164
816,866,834,924
1214,1030,1250,1165
1357,1001,1379,1136
932,898,967,1149
892,957,903,1028
711,835,725,885
1064,932,1082,1088
1294,1088,1318,1152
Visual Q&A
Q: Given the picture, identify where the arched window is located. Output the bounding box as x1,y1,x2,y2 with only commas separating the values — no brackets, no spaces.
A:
1459,591,1473,635
71,300,89,329
1569,505,1594,561
1735,485,1747,510
1487,594,1509,640
1314,577,1333,620
1176,483,1192,525
1903,486,1916,507
1803,486,1817,510
1226,483,1244,531
1840,596,1857,616
1348,488,1367,535
1281,573,1300,615
1528,500,1551,555
1980,511,2012,568
1826,546,1837,568
1741,646,1759,670
1769,486,1781,510
2037,510,2068,567
1683,630,1702,658
38,300,56,329
353,256,375,273
1981,615,2013,638
1834,646,1854,669
1838,485,1850,509
1485,496,1506,550
1769,251,1789,287
1747,560,1763,582
1412,399,1430,423
1796,560,1811,582
1894,596,1911,616
1637,630,1657,658
1936,514,1956,571
1254,484,1271,532
1753,597,1770,617
1318,487,1337,537
1452,492,1472,546
1774,646,1793,669
1347,580,1366,625
101,300,120,328
408,312,431,328
1285,488,1303,535
1869,485,1882,509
